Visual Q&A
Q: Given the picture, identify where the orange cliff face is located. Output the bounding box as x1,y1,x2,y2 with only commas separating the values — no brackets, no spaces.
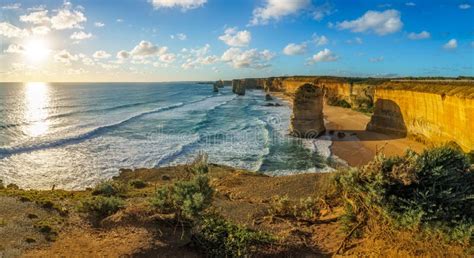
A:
228,77,473,153
230,76,376,112
367,81,474,153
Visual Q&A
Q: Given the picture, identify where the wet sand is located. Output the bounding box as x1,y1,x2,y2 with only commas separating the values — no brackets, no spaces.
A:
323,104,426,167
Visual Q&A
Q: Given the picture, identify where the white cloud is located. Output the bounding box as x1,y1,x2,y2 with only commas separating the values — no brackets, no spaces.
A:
313,3,334,21
405,2,416,6
336,9,403,35
221,48,275,69
54,50,79,64
443,39,457,49
131,40,167,57
93,50,111,59
20,4,87,31
4,44,25,54
20,10,49,25
283,43,307,55
79,54,95,66
67,68,86,75
408,31,430,40
170,33,187,40
116,50,130,59
0,22,29,38
50,8,87,30
250,0,311,25
27,5,46,11
313,34,329,46
116,18,123,23
181,44,218,69
346,37,363,44
149,0,207,10
32,25,50,35
459,4,471,9
308,48,338,64
218,27,251,47
70,31,92,40
159,53,177,63
94,22,105,27
369,56,384,63
2,3,21,10
99,63,119,70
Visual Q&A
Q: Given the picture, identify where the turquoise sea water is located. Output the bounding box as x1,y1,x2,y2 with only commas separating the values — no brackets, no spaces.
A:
0,82,332,189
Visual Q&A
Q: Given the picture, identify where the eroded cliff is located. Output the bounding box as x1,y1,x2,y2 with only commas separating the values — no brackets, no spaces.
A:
367,81,474,153
231,76,376,112
228,77,474,153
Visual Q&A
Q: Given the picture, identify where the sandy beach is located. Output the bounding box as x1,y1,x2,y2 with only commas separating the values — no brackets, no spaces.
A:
323,104,426,167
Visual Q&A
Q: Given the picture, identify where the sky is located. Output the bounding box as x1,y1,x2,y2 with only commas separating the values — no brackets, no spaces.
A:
0,0,473,82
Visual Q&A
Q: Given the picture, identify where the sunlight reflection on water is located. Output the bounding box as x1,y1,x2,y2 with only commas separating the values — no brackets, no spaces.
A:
23,82,50,137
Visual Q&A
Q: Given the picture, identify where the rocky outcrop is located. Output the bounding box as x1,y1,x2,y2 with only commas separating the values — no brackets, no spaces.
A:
260,76,377,112
290,84,325,138
232,78,267,95
367,81,474,153
214,80,224,88
265,94,273,101
232,80,246,95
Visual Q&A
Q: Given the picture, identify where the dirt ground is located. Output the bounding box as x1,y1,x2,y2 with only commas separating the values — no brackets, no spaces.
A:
1,164,469,257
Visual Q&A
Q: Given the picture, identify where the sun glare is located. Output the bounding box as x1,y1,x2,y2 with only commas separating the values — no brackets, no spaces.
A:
23,82,50,137
24,38,50,63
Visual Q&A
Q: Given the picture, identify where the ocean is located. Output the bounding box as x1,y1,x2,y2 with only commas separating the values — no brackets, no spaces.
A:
0,82,333,190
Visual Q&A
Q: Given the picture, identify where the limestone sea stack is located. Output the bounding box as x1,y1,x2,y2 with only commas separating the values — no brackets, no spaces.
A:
290,83,325,138
265,93,273,101
214,80,224,88
232,80,246,95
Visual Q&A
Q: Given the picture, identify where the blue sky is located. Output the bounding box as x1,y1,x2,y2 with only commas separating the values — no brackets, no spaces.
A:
0,0,473,82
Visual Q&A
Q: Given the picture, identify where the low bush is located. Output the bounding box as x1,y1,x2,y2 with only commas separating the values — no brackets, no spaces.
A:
152,153,213,220
80,196,125,219
92,180,127,197
189,152,210,175
327,97,351,108
151,175,213,220
336,145,473,244
192,215,274,257
269,195,320,221
129,179,147,189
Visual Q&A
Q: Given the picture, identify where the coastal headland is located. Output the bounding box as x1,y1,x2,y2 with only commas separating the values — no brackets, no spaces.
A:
0,77,472,257
231,76,474,159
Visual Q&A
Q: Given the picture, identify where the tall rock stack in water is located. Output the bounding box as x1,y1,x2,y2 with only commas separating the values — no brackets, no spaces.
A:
232,80,246,95
291,83,326,138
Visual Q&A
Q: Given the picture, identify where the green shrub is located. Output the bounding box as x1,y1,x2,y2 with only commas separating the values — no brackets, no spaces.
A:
336,145,473,244
80,196,124,219
152,153,213,220
269,195,320,221
92,180,127,197
151,175,213,220
129,179,147,189
192,215,273,257
328,97,351,108
189,152,210,175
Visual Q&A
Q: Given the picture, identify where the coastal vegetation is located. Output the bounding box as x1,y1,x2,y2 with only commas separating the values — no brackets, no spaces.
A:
0,146,472,256
335,145,473,252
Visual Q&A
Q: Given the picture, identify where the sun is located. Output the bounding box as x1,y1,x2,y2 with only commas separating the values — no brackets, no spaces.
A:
24,38,51,63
